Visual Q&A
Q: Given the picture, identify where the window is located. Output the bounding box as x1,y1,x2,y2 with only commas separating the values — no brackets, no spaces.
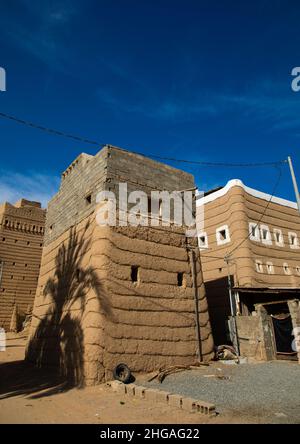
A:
131,266,139,283
25,264,27,268
177,272,184,287
216,225,230,246
260,225,272,245
2,238,5,242
255,260,263,273
198,232,208,250
27,241,30,246
296,266,300,276
249,222,260,242
12,262,15,266
283,262,292,275
85,194,92,205
266,262,275,275
273,228,284,247
288,232,299,249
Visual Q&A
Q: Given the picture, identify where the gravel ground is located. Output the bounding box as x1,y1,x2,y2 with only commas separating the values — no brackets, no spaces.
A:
136,361,300,424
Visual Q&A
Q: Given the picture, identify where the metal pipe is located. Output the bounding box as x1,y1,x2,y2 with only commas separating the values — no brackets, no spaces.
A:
189,248,202,362
225,256,240,356
288,156,300,215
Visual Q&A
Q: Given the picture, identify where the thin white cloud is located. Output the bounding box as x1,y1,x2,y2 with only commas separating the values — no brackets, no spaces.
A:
0,171,60,209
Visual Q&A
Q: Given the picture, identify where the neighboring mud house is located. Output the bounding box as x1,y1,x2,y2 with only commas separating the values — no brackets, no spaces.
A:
0,199,46,331
26,145,214,386
197,179,300,362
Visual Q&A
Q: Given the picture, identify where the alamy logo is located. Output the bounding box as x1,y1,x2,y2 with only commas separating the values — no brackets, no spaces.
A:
95,183,204,237
291,67,300,92
0,67,6,92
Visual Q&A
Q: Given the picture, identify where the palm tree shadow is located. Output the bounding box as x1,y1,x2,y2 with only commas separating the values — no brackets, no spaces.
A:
0,222,111,400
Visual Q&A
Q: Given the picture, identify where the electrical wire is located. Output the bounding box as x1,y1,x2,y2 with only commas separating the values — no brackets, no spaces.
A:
0,111,286,168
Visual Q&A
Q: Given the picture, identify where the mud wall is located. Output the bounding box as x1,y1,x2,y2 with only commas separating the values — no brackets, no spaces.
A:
27,216,214,386
0,200,45,330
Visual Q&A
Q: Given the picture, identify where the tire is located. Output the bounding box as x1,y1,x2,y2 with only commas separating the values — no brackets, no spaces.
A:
113,363,132,384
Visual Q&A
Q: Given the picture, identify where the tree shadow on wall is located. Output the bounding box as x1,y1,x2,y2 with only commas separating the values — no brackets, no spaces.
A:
0,222,112,400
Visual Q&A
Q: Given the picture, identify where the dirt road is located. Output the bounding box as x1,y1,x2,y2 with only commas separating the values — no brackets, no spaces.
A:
0,334,237,424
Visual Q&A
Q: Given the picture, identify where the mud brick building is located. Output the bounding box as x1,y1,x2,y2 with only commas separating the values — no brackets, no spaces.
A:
27,145,214,386
0,199,46,330
197,179,300,362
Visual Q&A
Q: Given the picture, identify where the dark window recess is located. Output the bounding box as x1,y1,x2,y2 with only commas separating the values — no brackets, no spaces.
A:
219,229,227,240
147,197,151,214
25,264,28,267
85,194,92,204
177,272,184,287
27,241,30,245
131,266,139,283
2,238,5,242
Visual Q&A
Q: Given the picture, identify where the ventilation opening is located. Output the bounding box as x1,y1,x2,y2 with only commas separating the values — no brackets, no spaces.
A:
219,229,227,241
177,272,184,287
85,194,92,204
198,234,207,248
131,266,139,283
148,197,151,214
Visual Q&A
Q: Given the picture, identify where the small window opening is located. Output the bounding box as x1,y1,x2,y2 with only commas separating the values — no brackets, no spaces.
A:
85,194,92,204
131,266,139,283
219,229,227,240
2,238,5,242
177,272,184,287
27,241,30,245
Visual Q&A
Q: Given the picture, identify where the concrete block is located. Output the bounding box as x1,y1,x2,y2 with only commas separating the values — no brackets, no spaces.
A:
181,397,198,412
168,394,183,409
155,390,172,404
195,400,216,415
125,384,136,396
134,385,147,399
109,380,126,394
144,388,162,402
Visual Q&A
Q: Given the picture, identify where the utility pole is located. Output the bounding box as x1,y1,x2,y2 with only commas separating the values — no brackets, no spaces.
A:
288,156,300,215
224,255,240,356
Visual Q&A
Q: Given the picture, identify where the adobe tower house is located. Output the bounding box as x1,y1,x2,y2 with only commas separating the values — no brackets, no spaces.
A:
26,146,214,385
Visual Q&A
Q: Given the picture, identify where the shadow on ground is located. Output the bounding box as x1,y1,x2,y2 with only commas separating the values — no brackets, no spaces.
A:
0,359,68,400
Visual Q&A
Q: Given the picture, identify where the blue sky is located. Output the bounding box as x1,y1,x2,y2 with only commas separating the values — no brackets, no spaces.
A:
1,0,300,207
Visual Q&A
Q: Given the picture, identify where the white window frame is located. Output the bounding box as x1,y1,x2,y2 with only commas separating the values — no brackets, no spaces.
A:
249,222,260,242
216,225,230,246
260,224,272,246
255,259,264,273
198,232,208,250
288,232,300,249
283,262,292,275
273,228,284,247
266,261,275,275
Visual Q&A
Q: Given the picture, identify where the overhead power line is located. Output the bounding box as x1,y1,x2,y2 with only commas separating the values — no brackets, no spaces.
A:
0,111,286,168
0,111,105,147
